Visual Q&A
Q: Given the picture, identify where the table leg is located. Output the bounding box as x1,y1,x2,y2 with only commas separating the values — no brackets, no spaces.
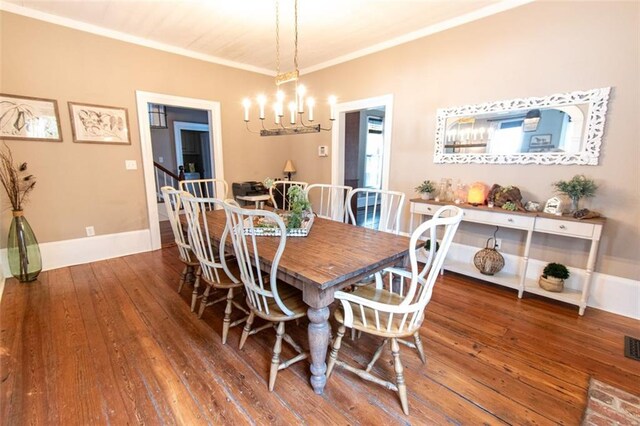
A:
307,306,330,394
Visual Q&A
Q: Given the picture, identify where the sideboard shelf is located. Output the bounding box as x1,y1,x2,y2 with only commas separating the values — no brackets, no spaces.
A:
409,199,605,315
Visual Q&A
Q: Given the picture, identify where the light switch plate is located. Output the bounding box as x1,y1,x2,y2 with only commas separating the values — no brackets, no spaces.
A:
125,160,137,170
318,145,328,157
158,156,164,163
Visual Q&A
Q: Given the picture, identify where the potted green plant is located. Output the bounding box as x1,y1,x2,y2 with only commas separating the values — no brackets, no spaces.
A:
415,180,436,200
286,186,311,229
539,262,570,292
553,175,598,213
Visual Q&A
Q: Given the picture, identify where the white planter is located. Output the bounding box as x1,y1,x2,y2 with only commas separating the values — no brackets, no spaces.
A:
420,192,432,200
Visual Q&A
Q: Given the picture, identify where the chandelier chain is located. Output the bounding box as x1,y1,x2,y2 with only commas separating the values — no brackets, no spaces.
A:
294,0,299,73
275,0,280,76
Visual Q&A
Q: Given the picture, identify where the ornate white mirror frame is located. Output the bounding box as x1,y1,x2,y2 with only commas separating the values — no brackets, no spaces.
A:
433,87,611,165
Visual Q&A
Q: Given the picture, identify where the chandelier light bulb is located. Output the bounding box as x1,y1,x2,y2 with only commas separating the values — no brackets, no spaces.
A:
307,97,315,122
257,95,267,120
328,95,337,121
288,102,296,125
273,103,280,124
297,85,306,113
242,98,251,122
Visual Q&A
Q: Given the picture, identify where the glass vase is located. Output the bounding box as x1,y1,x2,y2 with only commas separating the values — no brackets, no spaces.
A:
7,210,42,282
571,196,580,213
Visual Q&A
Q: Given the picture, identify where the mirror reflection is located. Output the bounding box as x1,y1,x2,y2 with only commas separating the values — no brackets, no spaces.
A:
433,87,610,165
443,104,588,155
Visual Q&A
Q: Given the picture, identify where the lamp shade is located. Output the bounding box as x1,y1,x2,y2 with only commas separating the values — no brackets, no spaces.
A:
467,182,487,206
283,160,296,173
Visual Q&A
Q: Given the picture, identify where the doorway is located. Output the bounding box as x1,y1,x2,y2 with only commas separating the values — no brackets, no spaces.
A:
332,95,393,226
136,91,225,251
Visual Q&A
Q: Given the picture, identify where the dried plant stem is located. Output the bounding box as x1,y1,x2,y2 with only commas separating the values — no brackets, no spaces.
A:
0,144,36,211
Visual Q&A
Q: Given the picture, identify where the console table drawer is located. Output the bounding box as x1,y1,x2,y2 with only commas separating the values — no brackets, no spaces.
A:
534,218,595,238
412,203,440,215
464,209,535,229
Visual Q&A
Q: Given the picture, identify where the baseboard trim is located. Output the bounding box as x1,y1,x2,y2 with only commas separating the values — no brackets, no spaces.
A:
0,229,153,277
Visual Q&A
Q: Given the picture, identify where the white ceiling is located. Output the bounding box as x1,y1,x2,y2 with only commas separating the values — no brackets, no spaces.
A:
2,0,532,75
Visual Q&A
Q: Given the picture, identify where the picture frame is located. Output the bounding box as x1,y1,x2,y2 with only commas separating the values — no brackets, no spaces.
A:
68,102,130,144
0,93,62,142
530,134,552,147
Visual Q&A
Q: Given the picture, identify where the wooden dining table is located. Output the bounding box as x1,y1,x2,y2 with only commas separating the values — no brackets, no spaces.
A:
201,209,412,395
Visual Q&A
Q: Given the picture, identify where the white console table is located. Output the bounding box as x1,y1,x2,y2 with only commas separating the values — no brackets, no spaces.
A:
409,199,605,315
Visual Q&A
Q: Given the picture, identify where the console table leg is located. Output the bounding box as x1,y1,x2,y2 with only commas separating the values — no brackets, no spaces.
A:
308,306,330,394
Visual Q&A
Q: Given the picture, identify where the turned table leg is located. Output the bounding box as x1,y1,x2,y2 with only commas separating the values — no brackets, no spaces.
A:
307,306,330,395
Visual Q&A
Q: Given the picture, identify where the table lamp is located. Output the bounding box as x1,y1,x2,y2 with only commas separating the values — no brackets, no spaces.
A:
283,160,296,180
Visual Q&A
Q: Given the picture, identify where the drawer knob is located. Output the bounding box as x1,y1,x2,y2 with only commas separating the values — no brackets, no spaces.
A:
508,218,514,223
427,207,432,211
559,225,566,230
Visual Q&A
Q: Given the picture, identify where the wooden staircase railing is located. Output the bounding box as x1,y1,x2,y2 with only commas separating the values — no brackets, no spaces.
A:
154,161,182,201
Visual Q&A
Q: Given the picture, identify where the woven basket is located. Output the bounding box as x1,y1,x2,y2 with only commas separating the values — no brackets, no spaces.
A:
539,275,564,292
473,237,505,276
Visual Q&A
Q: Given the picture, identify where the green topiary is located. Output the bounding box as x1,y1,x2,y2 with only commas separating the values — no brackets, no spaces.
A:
415,180,436,194
553,175,598,199
543,262,570,280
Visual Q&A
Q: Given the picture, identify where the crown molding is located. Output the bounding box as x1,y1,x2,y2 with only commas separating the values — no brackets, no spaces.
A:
300,0,535,75
0,1,276,76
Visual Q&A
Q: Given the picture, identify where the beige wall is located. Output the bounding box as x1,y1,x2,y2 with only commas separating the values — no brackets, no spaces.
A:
0,11,292,243
1,2,638,280
290,1,640,280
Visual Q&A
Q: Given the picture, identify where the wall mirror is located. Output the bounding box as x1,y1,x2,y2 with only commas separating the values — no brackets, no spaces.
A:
433,87,611,165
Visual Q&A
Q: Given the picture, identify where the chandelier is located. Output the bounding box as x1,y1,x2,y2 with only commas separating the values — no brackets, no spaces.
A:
243,0,336,137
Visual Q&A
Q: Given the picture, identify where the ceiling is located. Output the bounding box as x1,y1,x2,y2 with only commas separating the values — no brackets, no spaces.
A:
2,0,532,75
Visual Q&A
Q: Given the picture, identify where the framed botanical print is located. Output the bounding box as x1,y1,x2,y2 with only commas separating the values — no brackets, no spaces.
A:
0,93,62,141
68,102,131,145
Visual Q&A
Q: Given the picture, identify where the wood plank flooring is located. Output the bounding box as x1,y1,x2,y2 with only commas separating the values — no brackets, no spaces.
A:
1,247,639,425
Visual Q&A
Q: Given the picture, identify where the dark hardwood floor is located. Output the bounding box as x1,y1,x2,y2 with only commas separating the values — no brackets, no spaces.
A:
1,247,638,425
160,219,175,248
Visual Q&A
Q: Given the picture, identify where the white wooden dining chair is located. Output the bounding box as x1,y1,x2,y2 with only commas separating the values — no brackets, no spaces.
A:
269,181,308,210
180,178,228,207
304,183,352,222
346,188,406,234
326,205,463,415
161,186,202,312
222,201,308,391
181,193,248,344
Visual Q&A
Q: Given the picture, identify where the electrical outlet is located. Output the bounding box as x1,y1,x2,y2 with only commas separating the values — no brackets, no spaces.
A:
125,160,137,170
85,226,95,237
158,156,164,163
494,238,502,250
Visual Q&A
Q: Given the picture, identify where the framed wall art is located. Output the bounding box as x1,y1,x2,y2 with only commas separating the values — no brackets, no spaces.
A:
68,102,130,144
0,93,62,142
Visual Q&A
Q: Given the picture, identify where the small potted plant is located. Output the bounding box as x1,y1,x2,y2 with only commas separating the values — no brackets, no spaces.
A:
553,175,598,213
539,262,570,292
286,186,311,229
415,180,436,200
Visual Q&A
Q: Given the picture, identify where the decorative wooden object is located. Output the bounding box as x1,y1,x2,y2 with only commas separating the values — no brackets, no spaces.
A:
161,187,202,311
189,208,413,395
327,205,464,415
409,199,605,315
222,203,308,391
181,194,247,344
304,183,352,222
345,188,406,234
179,178,228,202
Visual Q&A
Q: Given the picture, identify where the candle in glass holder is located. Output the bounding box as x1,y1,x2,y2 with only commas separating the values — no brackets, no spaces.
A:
467,182,487,206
